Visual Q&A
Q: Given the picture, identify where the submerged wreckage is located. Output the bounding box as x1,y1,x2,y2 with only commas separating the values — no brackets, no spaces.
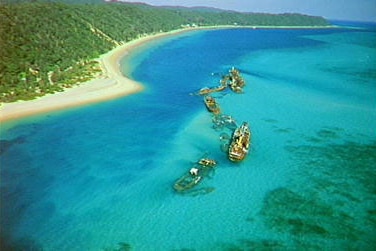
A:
228,122,251,162
174,158,217,192
196,67,246,96
173,67,251,195
227,67,246,93
204,95,221,115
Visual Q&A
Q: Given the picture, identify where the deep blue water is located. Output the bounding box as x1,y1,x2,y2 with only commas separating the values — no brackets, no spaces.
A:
1,23,376,250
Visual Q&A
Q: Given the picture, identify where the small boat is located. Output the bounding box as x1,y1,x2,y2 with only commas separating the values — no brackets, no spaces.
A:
204,95,221,115
174,158,217,192
228,122,251,162
198,158,217,166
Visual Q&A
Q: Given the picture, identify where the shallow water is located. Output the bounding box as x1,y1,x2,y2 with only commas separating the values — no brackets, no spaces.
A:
1,23,376,250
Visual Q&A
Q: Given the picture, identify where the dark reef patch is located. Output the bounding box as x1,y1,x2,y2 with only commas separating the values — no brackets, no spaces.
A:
262,118,279,124
273,127,294,134
0,235,43,251
215,125,376,250
0,136,26,156
103,242,133,251
316,128,341,139
258,139,376,249
320,66,376,83
221,239,285,251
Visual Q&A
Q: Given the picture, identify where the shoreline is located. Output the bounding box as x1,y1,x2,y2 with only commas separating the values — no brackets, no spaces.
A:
0,25,335,123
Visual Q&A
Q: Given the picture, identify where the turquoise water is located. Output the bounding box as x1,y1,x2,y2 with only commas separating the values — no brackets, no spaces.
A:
1,23,376,250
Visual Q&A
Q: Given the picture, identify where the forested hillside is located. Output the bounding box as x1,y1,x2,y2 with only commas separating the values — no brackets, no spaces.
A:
0,1,329,103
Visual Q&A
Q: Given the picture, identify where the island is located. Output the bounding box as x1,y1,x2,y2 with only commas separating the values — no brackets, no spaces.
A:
0,1,331,122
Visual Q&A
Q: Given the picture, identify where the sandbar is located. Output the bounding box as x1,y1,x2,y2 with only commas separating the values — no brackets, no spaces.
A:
0,25,334,123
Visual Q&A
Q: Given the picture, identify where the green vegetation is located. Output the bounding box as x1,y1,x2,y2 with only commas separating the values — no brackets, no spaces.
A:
0,1,329,103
